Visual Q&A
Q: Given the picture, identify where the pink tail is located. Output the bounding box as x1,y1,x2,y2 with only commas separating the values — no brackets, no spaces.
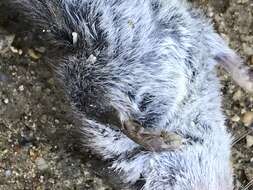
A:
215,53,253,93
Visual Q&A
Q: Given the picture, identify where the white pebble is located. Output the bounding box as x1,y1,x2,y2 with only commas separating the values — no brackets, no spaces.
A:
246,135,253,147
18,85,24,91
3,98,9,104
35,158,48,171
5,170,12,177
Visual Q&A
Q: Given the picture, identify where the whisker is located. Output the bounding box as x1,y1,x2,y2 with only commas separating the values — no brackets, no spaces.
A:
232,130,252,146
242,178,253,190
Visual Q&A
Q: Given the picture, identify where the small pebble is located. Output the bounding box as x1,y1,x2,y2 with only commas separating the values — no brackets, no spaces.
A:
39,175,44,183
231,115,240,122
10,46,19,54
55,119,60,124
242,112,253,126
40,114,47,124
10,46,23,55
35,157,48,171
18,85,24,91
246,135,253,147
3,98,9,104
5,170,12,177
233,90,243,101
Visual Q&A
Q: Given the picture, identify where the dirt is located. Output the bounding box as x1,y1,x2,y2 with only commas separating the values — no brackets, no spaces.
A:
0,0,252,190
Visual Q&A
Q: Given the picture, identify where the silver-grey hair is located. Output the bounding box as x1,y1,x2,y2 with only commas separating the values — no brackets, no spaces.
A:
9,0,252,189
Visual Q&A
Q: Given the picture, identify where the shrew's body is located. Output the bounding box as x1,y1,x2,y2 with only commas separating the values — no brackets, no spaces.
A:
9,0,253,189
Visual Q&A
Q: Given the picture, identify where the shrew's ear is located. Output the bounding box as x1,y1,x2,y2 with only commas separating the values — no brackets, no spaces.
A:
122,120,184,152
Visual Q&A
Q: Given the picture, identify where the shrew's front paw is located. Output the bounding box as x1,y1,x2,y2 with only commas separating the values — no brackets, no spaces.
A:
122,120,185,152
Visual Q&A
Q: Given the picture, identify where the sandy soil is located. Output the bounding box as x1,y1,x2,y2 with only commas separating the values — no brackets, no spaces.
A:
0,0,252,190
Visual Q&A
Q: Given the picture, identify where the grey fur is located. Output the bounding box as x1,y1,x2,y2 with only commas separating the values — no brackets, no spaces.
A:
9,0,240,189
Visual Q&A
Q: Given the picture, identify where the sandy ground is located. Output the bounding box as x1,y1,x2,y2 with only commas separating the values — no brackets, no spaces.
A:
0,0,252,190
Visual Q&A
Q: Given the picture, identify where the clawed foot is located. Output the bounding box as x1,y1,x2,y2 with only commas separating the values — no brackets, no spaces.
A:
122,120,185,152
